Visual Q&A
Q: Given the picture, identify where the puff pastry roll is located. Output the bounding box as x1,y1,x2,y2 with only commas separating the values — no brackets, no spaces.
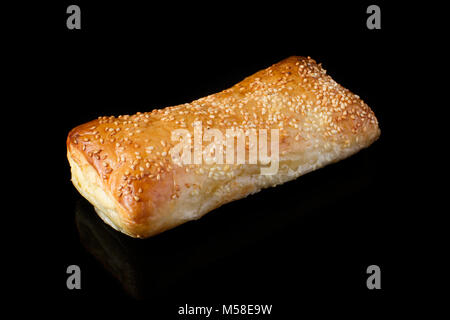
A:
67,56,380,238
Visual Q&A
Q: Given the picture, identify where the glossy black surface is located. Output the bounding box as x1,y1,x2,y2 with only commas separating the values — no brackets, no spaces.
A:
9,1,437,317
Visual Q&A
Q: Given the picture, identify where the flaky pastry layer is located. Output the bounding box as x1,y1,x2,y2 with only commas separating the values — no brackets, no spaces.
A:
67,56,380,238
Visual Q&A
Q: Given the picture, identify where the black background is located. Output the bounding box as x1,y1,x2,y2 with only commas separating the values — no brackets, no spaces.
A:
7,0,441,317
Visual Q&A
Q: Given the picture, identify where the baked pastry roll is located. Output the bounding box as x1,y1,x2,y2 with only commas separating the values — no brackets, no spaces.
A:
67,56,380,238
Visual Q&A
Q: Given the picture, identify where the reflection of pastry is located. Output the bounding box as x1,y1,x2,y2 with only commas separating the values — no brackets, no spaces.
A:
75,156,374,300
75,201,140,297
67,56,380,238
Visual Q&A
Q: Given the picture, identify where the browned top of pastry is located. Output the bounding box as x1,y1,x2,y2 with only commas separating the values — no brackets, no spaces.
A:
67,56,379,224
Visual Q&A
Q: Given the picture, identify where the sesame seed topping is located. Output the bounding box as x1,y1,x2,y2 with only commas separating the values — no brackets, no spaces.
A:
72,56,378,202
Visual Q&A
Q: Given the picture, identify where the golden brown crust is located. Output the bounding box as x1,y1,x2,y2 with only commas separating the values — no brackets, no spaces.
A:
67,56,380,238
